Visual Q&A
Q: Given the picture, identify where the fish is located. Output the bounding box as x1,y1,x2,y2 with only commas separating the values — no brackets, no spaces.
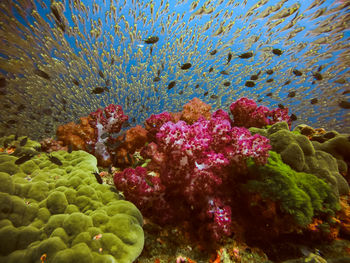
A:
209,67,214,73
313,72,323,80
227,52,232,64
209,50,217,55
167,81,176,90
93,171,103,184
204,91,208,96
223,81,231,86
266,92,273,97
19,137,28,146
310,98,318,104
51,5,65,32
72,79,80,86
266,78,274,83
288,91,296,98
238,51,254,59
153,76,161,82
40,253,47,263
220,70,229,75
15,155,33,165
250,71,261,80
245,80,255,87
292,69,303,76
266,69,274,75
48,155,63,165
98,70,105,78
272,48,283,56
144,36,159,44
278,104,285,109
290,114,298,121
283,80,291,85
180,63,192,70
67,144,73,153
339,100,350,109
34,69,51,80
92,87,109,94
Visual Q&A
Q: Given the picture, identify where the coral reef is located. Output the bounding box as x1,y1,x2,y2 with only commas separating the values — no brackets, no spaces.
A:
230,97,291,129
40,138,68,152
56,116,95,151
245,151,340,228
0,135,41,158
114,108,271,243
57,104,128,166
180,97,212,124
0,146,144,263
113,125,148,167
250,122,349,197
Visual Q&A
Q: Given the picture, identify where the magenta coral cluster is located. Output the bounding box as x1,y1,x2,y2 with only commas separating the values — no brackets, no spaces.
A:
88,104,128,164
114,105,271,242
230,97,291,129
144,112,173,141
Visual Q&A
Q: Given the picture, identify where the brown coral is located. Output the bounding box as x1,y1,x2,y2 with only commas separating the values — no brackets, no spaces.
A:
114,125,148,167
40,138,67,152
180,97,212,124
56,116,95,151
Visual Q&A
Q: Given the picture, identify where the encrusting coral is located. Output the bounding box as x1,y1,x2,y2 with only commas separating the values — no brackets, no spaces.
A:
250,121,349,197
245,151,340,227
0,143,144,263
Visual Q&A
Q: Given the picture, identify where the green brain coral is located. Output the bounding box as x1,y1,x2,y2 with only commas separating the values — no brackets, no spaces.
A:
246,151,340,227
249,122,349,197
0,145,144,263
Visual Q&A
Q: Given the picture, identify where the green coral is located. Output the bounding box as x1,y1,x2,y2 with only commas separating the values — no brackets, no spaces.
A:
0,135,41,158
0,144,144,263
246,151,340,227
249,122,349,197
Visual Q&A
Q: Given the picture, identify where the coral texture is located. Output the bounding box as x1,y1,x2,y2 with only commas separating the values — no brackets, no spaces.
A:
88,104,129,166
250,122,349,197
180,97,212,124
230,97,291,129
56,116,95,151
0,146,144,263
246,151,340,227
56,105,128,167
114,109,271,242
113,125,148,167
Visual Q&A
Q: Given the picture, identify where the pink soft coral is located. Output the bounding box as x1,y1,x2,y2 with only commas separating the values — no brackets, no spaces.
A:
115,107,271,242
230,97,291,129
88,104,128,166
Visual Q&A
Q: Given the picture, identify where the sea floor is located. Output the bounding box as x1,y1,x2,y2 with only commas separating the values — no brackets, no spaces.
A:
135,216,350,263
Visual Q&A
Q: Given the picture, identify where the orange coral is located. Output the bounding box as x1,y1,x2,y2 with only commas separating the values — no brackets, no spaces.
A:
114,125,148,167
180,97,211,124
338,196,350,236
56,116,95,151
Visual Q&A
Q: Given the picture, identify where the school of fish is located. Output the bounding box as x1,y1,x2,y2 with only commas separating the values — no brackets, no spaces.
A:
0,0,349,139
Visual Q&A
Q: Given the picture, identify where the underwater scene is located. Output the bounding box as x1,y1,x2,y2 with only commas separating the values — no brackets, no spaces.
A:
0,0,350,262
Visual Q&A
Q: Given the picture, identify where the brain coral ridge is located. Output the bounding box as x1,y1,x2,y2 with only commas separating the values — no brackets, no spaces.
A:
0,142,144,263
249,122,349,197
